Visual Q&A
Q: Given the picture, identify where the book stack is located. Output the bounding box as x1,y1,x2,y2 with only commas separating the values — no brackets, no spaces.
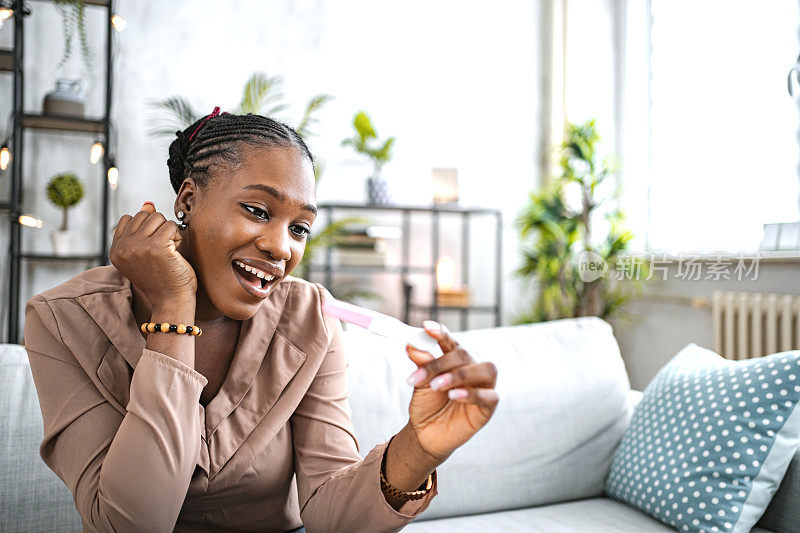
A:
436,286,471,307
334,225,400,267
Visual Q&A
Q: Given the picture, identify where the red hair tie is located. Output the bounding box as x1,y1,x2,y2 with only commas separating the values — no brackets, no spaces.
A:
188,106,227,142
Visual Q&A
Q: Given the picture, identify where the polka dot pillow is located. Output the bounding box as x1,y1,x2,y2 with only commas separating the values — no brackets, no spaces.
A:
605,343,800,533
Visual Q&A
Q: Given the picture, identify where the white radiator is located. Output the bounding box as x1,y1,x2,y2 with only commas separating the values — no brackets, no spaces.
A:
712,291,800,360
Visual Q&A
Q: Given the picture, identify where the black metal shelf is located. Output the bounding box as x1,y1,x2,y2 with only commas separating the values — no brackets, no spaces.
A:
306,263,433,274
314,203,502,330
4,0,115,343
409,304,499,313
318,202,500,216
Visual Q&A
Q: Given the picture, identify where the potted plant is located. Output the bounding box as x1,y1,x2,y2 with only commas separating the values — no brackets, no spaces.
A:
341,111,395,206
43,0,93,117
46,172,84,255
54,0,93,75
514,119,646,323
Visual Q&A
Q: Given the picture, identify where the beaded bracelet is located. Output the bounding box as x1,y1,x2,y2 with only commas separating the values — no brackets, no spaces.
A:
140,322,203,336
379,438,434,501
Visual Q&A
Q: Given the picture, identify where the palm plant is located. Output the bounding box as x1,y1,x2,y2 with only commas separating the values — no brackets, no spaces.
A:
514,119,644,323
148,73,332,181
148,73,377,303
148,72,330,198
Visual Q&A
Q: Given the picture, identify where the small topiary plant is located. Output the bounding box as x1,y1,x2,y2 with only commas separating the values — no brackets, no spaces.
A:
47,172,84,231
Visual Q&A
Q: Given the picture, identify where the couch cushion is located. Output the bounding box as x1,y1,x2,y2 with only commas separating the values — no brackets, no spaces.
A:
402,497,676,532
342,317,633,520
606,344,800,533
0,344,82,532
756,447,800,532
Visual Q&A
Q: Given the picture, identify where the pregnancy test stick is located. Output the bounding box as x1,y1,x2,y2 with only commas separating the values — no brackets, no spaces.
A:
322,298,443,355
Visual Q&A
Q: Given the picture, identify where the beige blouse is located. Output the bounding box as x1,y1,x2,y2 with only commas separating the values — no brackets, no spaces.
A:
23,265,438,532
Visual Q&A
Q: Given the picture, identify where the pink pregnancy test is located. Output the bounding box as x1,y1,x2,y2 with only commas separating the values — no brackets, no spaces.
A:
322,298,443,355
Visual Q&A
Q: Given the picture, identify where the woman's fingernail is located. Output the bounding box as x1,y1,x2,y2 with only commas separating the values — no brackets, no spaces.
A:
448,388,468,399
143,201,154,208
406,368,427,386
423,320,441,332
429,373,452,390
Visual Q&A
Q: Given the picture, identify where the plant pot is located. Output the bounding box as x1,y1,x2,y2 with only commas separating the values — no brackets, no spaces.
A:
43,79,86,117
366,174,393,206
50,230,74,256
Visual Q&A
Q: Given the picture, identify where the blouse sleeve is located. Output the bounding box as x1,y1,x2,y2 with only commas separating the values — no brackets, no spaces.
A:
289,286,438,533
24,295,208,533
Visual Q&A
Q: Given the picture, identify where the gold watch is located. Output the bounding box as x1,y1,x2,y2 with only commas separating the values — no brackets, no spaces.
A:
380,441,434,501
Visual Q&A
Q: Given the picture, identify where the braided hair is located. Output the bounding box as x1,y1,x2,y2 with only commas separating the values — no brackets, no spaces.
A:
167,112,314,194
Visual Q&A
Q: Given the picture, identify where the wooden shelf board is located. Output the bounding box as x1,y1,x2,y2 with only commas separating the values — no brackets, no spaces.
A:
409,304,498,312
22,114,104,134
317,202,501,215
0,49,13,72
35,0,110,6
19,253,103,262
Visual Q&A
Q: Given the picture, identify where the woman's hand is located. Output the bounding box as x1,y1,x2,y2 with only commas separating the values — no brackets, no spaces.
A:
404,321,499,463
109,202,197,309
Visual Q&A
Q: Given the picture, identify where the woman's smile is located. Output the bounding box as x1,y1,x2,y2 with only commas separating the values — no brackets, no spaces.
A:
232,258,282,299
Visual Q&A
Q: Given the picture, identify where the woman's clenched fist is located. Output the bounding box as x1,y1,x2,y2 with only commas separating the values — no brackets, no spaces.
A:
109,202,197,309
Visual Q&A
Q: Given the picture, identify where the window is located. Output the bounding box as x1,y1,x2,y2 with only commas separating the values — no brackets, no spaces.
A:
635,0,800,253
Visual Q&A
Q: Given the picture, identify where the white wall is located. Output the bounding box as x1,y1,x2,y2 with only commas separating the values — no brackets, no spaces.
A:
4,0,798,396
611,259,800,391
0,0,544,340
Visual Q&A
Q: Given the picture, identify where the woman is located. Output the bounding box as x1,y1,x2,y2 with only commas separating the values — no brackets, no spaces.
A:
23,108,499,533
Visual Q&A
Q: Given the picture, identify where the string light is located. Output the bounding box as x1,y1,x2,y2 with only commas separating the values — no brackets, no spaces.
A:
90,140,104,164
0,143,10,171
107,160,119,190
111,14,127,32
18,215,43,228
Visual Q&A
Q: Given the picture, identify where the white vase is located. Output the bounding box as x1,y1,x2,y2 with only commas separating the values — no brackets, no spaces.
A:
50,230,73,256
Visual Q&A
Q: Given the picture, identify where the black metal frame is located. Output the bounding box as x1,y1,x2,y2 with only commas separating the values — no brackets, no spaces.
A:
2,0,114,343
311,203,503,330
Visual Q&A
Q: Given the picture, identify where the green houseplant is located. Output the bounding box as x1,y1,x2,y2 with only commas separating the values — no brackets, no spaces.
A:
515,119,644,323
46,172,85,255
341,111,395,206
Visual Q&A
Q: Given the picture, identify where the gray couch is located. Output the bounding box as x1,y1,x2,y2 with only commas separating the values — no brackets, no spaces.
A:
2,317,798,532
